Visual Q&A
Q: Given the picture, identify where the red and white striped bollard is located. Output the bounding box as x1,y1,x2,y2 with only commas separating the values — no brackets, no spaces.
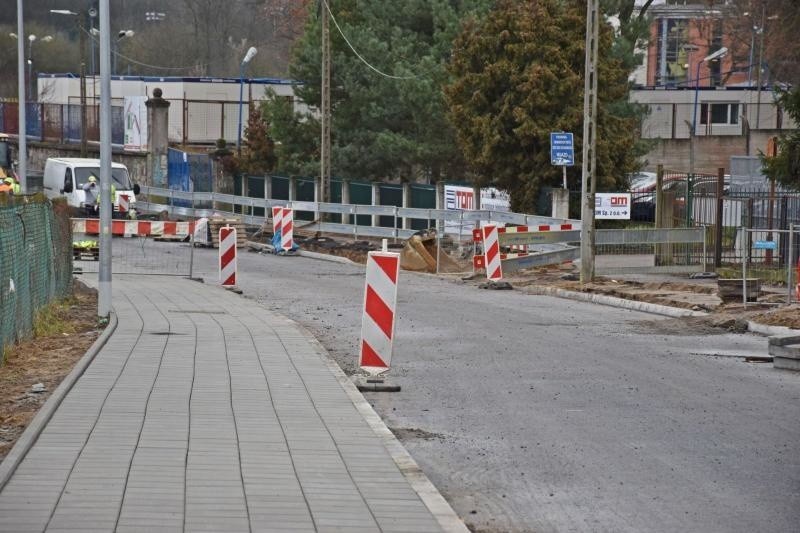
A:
281,208,294,251
482,224,503,280
219,226,237,286
359,251,400,375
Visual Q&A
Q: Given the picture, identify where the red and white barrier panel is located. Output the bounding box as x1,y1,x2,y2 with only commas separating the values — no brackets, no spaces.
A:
473,252,529,270
281,208,294,251
272,206,284,235
72,218,196,237
219,226,237,287
481,225,503,280
118,194,131,214
472,223,575,242
359,251,400,375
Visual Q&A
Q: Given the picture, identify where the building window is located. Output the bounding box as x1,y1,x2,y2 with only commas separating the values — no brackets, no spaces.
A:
656,18,689,87
700,103,739,125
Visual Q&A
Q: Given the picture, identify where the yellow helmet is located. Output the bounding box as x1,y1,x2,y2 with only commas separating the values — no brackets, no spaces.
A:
88,175,97,183
3,177,13,185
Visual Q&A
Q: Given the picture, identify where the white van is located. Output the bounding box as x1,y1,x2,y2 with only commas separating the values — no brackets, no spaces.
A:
43,158,140,218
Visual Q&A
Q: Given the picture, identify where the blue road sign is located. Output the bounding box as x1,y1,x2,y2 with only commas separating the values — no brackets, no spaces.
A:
550,132,574,166
754,240,777,250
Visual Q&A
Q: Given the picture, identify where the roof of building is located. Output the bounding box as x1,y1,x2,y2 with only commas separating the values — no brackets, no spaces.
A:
38,73,299,85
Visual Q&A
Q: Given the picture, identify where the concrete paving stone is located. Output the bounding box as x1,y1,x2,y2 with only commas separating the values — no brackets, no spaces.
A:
0,278,448,533
183,520,249,533
116,525,182,533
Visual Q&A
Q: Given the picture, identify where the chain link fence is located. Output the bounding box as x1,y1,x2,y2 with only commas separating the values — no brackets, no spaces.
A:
0,196,73,359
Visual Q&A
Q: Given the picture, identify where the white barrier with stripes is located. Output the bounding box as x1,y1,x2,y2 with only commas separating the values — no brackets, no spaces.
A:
359,252,401,375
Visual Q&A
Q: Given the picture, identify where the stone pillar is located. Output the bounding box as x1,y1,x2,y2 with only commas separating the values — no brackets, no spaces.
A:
145,88,170,187
551,188,570,219
402,182,412,230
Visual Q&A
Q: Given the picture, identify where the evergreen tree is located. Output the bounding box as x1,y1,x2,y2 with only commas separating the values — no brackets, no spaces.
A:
444,0,640,212
234,108,278,176
262,0,492,181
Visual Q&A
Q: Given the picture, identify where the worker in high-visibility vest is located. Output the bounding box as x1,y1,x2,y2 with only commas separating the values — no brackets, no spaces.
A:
4,177,20,195
0,179,11,195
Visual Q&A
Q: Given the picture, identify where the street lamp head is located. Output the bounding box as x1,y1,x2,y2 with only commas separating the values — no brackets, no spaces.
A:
118,30,135,39
703,47,728,62
242,46,257,65
50,9,78,16
28,34,37,42
9,32,17,39
42,36,54,43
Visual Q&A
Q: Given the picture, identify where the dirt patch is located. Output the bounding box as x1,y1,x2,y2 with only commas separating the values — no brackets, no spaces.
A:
389,427,446,441
0,284,102,462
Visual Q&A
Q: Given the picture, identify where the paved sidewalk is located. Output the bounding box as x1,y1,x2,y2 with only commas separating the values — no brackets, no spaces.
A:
0,276,460,533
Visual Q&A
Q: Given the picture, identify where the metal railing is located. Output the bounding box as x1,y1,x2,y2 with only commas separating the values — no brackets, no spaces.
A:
136,185,579,240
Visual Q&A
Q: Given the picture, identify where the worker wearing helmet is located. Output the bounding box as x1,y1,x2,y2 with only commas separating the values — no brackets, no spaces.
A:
82,175,99,216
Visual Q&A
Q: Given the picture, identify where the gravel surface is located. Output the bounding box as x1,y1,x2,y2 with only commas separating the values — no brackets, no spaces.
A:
189,246,800,533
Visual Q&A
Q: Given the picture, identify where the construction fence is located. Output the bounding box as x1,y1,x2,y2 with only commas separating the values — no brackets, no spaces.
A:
0,197,73,358
0,101,125,145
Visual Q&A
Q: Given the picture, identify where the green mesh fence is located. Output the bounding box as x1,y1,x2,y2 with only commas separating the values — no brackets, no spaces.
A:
0,196,73,359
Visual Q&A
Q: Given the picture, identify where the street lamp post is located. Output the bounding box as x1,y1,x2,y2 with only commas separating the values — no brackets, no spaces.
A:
50,9,88,157
25,34,53,101
16,0,26,194
691,47,728,137
237,46,257,154
688,46,728,222
113,30,135,75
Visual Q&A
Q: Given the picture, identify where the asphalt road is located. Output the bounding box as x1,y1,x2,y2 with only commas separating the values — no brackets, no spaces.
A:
185,246,800,533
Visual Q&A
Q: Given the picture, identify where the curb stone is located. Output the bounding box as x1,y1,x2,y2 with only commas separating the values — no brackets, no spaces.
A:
260,305,469,533
246,240,358,266
0,310,118,492
522,284,800,337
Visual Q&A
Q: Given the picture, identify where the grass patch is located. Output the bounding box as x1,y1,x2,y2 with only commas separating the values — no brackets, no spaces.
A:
32,297,80,338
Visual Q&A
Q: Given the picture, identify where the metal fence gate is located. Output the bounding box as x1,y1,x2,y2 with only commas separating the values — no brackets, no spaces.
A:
72,219,195,277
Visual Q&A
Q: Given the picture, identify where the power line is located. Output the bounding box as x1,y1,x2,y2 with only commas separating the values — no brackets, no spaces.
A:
320,0,419,80
82,28,205,71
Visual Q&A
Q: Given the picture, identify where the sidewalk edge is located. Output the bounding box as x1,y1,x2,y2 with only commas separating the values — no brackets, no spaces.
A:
521,284,709,318
291,322,469,533
0,311,118,493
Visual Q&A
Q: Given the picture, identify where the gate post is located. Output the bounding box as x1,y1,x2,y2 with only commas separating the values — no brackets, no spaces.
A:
145,88,170,187
714,167,724,268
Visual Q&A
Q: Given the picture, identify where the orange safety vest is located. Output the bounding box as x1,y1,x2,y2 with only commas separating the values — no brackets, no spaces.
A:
0,183,11,194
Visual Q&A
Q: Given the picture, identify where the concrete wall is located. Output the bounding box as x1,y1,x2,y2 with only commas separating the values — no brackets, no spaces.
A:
640,130,780,173
12,139,149,185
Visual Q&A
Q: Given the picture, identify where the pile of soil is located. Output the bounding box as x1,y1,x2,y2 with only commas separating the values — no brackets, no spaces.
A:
0,284,102,462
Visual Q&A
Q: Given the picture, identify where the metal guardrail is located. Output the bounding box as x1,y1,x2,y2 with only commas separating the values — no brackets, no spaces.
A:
137,186,580,239
595,227,705,245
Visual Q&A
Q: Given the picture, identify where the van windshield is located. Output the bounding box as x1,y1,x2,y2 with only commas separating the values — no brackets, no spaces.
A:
75,167,132,189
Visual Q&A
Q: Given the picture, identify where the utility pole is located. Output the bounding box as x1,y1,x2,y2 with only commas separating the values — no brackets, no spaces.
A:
754,4,765,130
79,14,88,157
320,0,332,209
580,0,599,284
16,0,26,194
98,0,112,318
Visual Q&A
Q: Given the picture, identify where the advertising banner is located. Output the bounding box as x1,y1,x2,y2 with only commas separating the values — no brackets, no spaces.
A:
124,96,148,151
